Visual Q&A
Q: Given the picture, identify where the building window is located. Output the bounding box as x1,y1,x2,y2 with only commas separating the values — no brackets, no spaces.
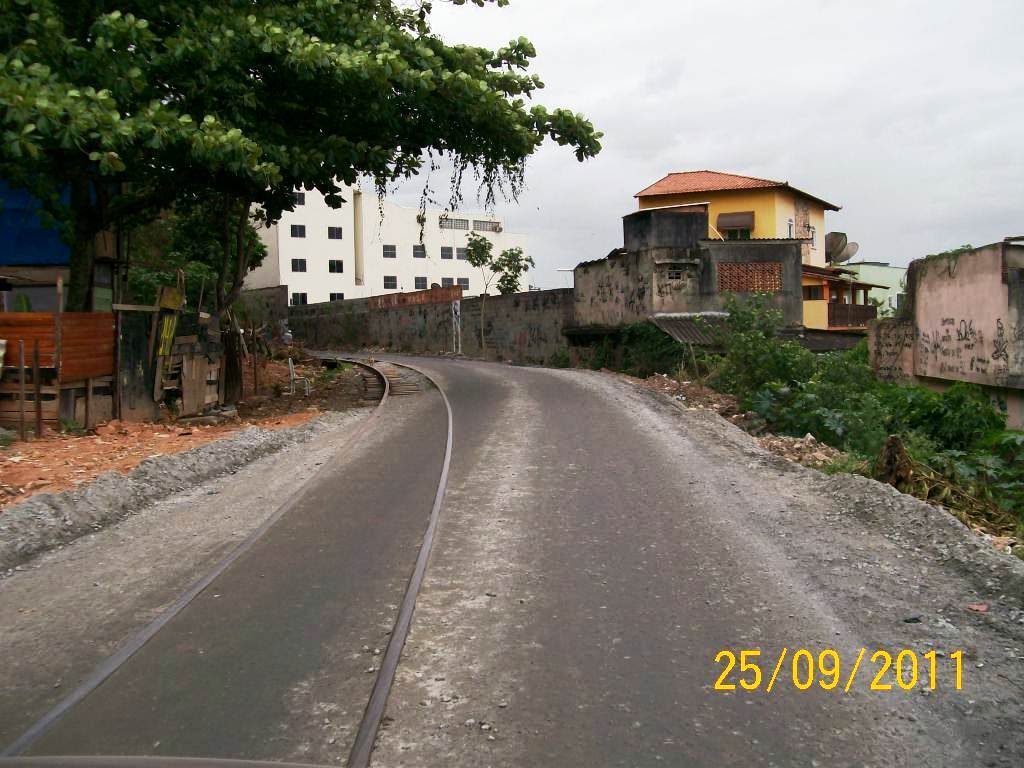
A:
725,228,751,240
456,247,468,260
383,244,397,259
441,277,454,287
383,275,398,290
291,258,307,272
666,269,685,280
414,276,428,290
328,259,343,273
473,220,501,232
413,244,427,259
808,226,817,249
329,292,345,302
328,226,343,240
440,217,469,230
290,224,306,238
293,191,305,206
291,292,308,306
457,277,470,290
441,246,453,260
802,285,824,300
787,219,794,238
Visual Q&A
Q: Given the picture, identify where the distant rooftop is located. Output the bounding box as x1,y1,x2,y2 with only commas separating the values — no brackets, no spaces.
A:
635,170,840,211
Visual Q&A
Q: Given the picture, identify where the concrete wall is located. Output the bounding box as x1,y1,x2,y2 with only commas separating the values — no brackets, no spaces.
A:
238,286,289,329
868,242,1024,428
461,289,574,363
698,240,804,325
573,250,654,328
573,209,804,329
289,288,573,365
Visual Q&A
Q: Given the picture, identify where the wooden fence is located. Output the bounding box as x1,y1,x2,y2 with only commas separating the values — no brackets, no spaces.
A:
0,312,115,432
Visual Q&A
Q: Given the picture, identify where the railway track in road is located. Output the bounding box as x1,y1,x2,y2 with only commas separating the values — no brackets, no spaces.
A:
3,357,454,768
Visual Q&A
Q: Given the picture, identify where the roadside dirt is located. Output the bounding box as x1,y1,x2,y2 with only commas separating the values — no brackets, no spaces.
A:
0,360,364,512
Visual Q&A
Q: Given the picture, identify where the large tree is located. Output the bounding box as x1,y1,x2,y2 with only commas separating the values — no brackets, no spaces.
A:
0,0,602,310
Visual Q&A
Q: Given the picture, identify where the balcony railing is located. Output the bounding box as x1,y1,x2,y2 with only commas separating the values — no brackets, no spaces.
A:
828,302,877,328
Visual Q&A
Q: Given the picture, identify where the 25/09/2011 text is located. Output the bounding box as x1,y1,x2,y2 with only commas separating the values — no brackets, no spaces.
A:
713,649,964,693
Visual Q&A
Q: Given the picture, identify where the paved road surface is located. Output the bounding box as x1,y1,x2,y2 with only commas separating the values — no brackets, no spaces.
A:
11,357,1022,767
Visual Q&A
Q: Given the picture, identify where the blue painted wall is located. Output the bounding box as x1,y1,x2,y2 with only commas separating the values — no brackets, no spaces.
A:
0,182,70,266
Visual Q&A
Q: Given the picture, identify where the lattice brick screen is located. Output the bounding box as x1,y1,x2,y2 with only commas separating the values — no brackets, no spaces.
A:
717,262,783,293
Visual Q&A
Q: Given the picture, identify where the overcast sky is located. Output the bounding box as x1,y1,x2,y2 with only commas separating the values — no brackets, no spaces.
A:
392,0,1024,289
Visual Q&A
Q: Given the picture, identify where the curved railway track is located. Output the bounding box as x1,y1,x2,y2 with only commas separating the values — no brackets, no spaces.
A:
3,357,455,768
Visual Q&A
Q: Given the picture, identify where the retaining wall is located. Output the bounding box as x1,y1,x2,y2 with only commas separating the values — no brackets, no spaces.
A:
288,288,574,364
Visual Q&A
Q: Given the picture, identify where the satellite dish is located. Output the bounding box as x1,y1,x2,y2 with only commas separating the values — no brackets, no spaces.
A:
825,232,847,262
833,242,859,264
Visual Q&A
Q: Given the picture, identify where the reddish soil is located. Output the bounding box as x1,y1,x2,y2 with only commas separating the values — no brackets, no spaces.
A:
0,358,366,511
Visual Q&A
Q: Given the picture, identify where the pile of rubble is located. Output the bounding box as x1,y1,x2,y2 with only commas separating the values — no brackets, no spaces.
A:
624,372,739,414
757,433,845,470
625,372,844,471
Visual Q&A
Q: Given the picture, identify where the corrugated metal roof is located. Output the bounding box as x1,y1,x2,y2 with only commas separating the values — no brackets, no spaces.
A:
650,312,728,346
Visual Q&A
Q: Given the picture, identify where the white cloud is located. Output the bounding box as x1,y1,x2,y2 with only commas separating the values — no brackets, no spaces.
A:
394,0,1024,286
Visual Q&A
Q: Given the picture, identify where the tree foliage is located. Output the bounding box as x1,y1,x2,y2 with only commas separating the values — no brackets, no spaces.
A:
0,0,602,309
126,200,267,311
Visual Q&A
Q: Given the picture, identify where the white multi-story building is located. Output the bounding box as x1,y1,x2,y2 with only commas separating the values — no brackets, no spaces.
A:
246,185,528,306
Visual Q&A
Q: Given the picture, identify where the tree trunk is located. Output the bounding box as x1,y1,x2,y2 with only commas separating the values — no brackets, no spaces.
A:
222,323,244,404
479,292,487,357
65,178,97,311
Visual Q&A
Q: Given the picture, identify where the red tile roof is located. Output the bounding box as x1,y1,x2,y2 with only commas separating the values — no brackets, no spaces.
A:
635,170,840,211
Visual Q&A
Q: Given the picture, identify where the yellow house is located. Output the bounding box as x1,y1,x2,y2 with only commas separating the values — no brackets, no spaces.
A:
635,170,839,267
636,170,876,331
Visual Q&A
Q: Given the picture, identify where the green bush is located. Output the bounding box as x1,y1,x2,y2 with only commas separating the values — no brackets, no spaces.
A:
710,294,815,402
620,323,686,379
712,295,1022,528
589,337,615,371
548,348,571,369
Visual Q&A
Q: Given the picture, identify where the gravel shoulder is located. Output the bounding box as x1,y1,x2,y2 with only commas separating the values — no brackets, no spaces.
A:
0,408,373,748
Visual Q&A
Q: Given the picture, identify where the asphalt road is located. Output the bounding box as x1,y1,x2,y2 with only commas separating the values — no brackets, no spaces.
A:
10,357,1021,767
21,382,447,762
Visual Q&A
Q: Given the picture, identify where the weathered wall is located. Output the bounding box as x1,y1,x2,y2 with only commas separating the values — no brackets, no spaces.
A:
239,286,289,330
573,250,653,328
867,242,1024,428
289,288,574,364
288,296,459,354
913,244,1024,389
460,289,574,363
573,235,804,328
698,240,804,326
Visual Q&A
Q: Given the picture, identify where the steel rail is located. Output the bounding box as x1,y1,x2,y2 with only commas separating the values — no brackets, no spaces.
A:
346,359,453,768
2,361,392,757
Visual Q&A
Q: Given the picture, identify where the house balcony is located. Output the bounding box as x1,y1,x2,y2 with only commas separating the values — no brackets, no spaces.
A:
803,300,877,330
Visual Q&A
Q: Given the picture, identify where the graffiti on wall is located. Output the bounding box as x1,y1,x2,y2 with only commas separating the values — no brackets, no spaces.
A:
872,320,915,381
916,316,1023,386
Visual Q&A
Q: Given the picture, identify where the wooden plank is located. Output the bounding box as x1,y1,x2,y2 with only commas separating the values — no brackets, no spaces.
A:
18,340,26,440
33,340,42,438
112,304,159,312
0,402,58,415
0,383,60,394
85,377,93,429
55,277,63,380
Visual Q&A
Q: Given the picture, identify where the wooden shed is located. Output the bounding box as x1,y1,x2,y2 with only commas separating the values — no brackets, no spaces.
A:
0,311,115,433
